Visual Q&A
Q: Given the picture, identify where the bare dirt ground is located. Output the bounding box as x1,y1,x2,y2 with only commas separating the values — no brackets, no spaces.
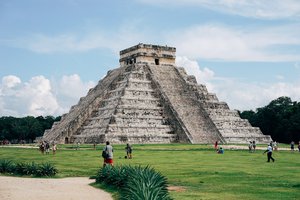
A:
0,176,113,200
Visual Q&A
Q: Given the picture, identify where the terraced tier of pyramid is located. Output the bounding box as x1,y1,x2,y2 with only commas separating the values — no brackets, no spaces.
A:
43,44,272,144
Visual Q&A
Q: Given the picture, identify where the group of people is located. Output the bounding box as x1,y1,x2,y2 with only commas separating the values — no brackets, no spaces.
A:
248,141,257,152
102,141,133,167
214,141,224,154
39,141,57,155
290,141,300,152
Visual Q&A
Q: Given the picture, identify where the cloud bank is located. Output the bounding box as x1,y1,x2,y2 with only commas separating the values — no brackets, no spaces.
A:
138,0,300,19
176,57,300,111
0,74,95,117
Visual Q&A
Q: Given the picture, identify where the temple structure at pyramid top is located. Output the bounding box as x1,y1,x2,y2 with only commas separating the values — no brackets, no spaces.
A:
43,43,272,144
119,43,176,66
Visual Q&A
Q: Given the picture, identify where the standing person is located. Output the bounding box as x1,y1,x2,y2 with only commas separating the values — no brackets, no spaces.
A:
263,144,275,162
214,141,218,150
125,143,133,159
103,141,113,167
39,141,45,154
252,141,256,152
298,141,300,152
291,141,295,151
248,141,253,153
273,141,278,151
45,142,50,154
52,143,57,155
76,142,80,150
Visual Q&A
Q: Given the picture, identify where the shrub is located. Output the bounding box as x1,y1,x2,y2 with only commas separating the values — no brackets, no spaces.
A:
0,159,15,173
24,162,39,176
121,166,171,200
95,165,172,200
0,159,57,177
15,162,27,175
38,163,58,177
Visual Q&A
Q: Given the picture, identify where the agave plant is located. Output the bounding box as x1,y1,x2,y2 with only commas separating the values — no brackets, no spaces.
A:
0,159,15,173
96,165,172,200
38,163,58,177
24,162,39,176
15,162,27,175
121,166,172,200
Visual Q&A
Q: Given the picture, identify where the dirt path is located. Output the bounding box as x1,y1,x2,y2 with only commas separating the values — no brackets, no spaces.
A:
0,176,113,200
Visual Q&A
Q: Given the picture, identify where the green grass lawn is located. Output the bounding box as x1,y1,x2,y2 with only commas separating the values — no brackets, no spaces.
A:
0,143,299,200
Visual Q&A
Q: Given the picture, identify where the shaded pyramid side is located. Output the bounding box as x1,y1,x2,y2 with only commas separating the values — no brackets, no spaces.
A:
169,66,272,143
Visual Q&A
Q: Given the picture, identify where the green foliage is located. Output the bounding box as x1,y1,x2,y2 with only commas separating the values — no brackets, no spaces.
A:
121,166,172,200
240,96,300,143
96,165,172,200
0,159,57,177
0,115,60,142
38,162,58,177
0,159,15,173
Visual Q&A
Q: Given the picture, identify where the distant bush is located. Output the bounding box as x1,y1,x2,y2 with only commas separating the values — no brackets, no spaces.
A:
0,159,57,177
95,165,172,200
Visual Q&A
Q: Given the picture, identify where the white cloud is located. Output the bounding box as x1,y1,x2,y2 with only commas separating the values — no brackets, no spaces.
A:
168,24,300,62
1,75,21,88
176,56,215,91
54,74,96,113
175,57,300,110
14,23,151,54
0,74,95,117
138,0,300,19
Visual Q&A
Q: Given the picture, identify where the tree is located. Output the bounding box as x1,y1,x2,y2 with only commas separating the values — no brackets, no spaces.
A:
240,96,300,143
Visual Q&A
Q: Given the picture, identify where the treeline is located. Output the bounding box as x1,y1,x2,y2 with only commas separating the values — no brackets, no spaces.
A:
0,116,61,143
1,96,299,144
239,96,300,143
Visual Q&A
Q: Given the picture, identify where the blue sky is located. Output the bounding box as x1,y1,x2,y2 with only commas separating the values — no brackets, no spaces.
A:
0,0,300,117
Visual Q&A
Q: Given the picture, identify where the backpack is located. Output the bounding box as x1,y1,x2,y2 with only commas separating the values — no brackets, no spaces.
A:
102,146,108,159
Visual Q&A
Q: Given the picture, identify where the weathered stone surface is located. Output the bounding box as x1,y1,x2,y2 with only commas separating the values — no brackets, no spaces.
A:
42,43,272,144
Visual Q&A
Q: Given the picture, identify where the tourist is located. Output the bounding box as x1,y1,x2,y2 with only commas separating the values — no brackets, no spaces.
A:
52,143,57,155
248,141,253,152
263,144,275,162
76,142,80,150
291,141,295,151
39,141,45,154
45,142,50,154
214,141,218,150
273,141,278,151
125,143,132,159
103,141,114,167
217,147,224,154
252,141,256,152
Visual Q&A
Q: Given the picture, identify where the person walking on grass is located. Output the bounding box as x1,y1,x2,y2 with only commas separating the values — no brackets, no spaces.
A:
291,141,295,151
263,144,275,162
125,143,133,159
52,143,57,155
103,141,113,167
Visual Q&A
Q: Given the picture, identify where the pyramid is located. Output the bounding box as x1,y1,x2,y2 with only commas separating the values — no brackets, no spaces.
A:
43,43,272,144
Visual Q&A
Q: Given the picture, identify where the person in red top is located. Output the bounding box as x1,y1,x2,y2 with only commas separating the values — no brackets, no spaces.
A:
103,141,114,167
214,141,218,150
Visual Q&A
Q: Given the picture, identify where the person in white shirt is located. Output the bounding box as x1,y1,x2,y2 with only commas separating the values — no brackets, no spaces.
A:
263,144,275,162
